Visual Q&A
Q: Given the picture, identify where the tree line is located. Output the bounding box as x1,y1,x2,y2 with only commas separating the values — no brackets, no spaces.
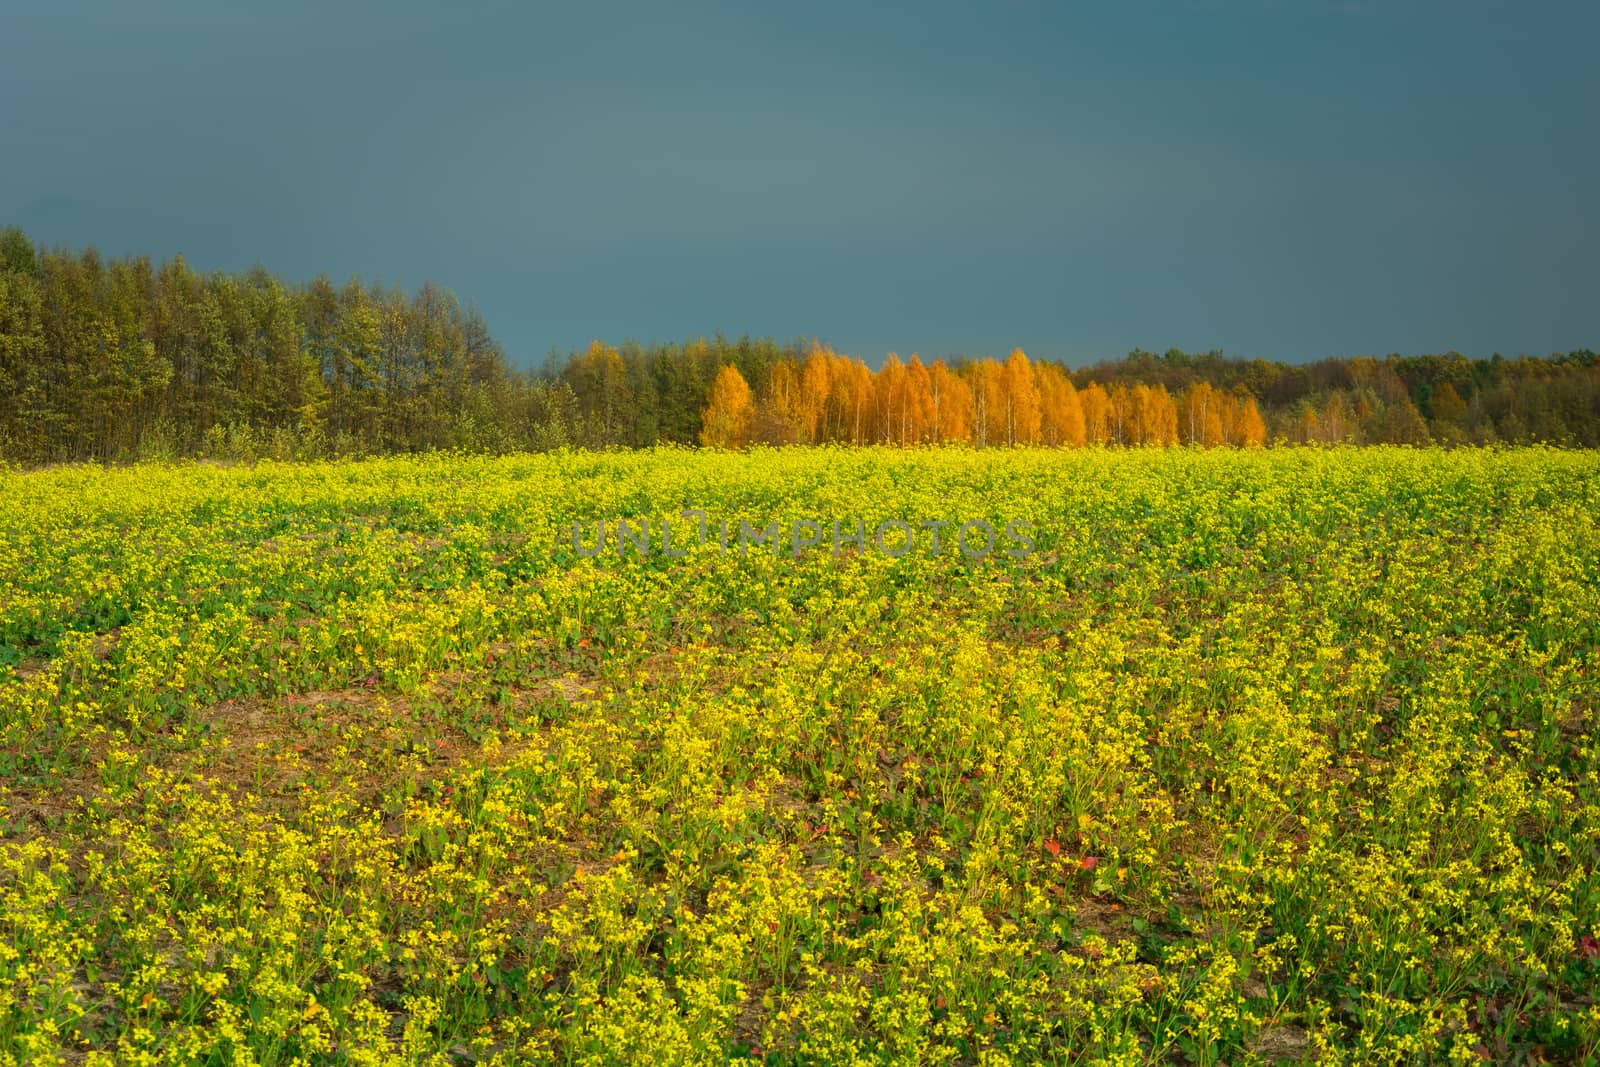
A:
691,347,1265,448
1,230,1596,464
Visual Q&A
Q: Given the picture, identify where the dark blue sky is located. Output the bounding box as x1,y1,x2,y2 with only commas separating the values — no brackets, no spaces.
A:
3,1,1595,368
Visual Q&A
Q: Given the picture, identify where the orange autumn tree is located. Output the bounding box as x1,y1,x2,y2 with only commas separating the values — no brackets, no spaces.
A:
1179,382,1227,447
928,359,972,444
1212,388,1266,446
798,346,832,442
968,359,1006,447
903,355,936,444
1001,349,1042,445
1131,384,1178,446
1036,362,1086,447
700,364,755,448
751,359,805,444
1080,383,1112,444
843,357,875,444
827,352,861,443
873,353,938,445
1107,384,1134,445
874,354,908,444
1231,393,1267,446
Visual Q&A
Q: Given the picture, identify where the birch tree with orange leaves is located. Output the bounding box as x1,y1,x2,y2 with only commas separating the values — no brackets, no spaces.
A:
1131,384,1178,445
875,354,907,444
929,360,972,444
1036,363,1086,446
756,359,805,443
1001,349,1042,445
798,347,832,442
1230,393,1267,446
839,357,874,444
968,359,1006,447
1179,382,1226,446
699,364,754,448
1080,383,1112,444
904,355,936,444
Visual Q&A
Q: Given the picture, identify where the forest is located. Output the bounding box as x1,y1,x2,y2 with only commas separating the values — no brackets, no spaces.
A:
2,229,1597,464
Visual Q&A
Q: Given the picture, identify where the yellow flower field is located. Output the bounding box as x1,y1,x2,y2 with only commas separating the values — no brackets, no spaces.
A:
1,446,1597,1065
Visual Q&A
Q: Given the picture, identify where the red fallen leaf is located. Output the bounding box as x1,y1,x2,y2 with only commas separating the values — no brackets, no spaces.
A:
578,638,590,648
1474,1044,1491,1061
1578,934,1599,960
1043,838,1061,858
934,995,947,1010
767,920,779,933
1080,855,1101,870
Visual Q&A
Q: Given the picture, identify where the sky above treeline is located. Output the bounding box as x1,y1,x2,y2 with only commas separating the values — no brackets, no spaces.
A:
2,1,1595,369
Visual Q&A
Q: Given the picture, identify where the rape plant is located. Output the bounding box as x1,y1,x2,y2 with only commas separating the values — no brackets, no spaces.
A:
0,446,1598,1064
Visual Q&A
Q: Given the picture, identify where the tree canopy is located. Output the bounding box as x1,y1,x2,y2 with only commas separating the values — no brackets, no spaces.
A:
1,229,1595,464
